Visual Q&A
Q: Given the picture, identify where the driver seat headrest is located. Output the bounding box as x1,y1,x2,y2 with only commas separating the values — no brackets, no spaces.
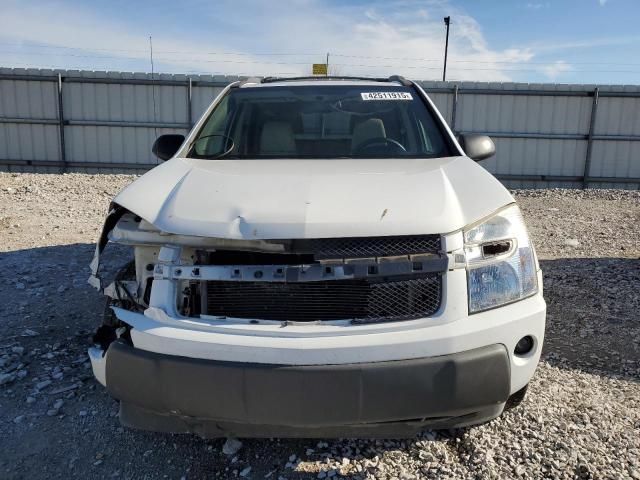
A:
351,118,386,152
260,121,296,155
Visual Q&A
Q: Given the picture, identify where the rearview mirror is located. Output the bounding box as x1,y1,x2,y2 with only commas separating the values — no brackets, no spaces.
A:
152,134,185,161
458,134,495,162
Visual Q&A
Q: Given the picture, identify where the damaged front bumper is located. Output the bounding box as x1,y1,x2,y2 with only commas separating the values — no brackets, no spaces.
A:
97,340,510,438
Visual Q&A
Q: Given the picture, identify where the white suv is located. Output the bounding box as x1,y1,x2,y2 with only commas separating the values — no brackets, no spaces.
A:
88,76,545,438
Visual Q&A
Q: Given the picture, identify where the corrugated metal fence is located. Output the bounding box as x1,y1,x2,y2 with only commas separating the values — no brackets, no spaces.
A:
1,67,639,189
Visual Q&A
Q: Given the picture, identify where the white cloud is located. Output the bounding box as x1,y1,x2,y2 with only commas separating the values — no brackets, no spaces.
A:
0,1,304,76
0,0,534,81
541,60,572,80
599,0,608,6
526,34,640,54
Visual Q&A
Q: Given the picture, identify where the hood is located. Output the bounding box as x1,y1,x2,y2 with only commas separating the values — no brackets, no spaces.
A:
113,156,513,239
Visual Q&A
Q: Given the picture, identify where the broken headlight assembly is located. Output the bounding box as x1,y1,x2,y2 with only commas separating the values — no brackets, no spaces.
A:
464,204,538,313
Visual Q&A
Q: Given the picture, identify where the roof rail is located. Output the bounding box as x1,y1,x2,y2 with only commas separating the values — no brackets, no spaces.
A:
387,75,412,87
259,75,412,85
231,77,262,88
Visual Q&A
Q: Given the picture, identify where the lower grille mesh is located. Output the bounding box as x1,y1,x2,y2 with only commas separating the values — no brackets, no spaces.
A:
203,275,442,322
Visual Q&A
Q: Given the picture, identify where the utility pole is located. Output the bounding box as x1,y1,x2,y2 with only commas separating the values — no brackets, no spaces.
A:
149,36,158,143
326,52,330,76
443,16,451,82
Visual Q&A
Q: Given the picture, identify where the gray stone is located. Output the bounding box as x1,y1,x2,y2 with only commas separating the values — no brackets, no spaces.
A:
0,373,16,385
222,437,243,456
563,238,580,248
35,380,52,390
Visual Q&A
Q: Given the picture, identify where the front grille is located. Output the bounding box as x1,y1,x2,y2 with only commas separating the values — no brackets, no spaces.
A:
203,274,442,323
290,235,441,259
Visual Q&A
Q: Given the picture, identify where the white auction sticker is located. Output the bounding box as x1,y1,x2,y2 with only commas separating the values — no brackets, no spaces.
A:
361,92,413,101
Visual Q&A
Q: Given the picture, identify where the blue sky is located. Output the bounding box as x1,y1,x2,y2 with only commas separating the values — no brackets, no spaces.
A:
0,0,639,84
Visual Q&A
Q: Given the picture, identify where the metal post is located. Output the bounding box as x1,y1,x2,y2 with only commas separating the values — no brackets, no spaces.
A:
326,52,330,76
451,84,458,132
583,87,599,189
56,73,67,173
443,16,451,82
187,77,193,128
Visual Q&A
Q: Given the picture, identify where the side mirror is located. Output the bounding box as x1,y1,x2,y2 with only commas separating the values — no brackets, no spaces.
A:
458,134,495,162
152,134,185,161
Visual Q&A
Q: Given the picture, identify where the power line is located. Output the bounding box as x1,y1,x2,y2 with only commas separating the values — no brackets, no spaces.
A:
0,42,324,57
3,58,640,75
2,49,640,75
0,42,149,53
157,51,323,57
0,60,302,76
331,62,640,74
0,50,142,60
327,53,640,67
0,51,324,67
2,43,640,68
3,50,640,73
0,50,324,66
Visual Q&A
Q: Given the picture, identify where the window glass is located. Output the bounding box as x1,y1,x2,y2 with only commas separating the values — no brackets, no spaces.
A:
189,85,451,159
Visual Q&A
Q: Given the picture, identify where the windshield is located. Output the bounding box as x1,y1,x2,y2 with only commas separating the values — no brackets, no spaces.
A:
188,85,452,159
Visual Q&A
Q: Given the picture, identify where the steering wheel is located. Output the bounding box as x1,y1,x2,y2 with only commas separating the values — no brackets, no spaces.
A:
354,137,407,155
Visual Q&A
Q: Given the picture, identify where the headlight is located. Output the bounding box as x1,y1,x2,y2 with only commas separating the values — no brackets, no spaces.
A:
464,204,538,313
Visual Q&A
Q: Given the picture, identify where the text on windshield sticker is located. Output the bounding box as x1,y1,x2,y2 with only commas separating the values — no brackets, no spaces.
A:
361,92,413,101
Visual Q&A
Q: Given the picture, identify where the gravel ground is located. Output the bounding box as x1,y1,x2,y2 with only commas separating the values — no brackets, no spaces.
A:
0,172,639,480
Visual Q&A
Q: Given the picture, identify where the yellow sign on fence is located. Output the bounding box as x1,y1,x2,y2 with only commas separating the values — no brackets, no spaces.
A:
312,63,328,76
